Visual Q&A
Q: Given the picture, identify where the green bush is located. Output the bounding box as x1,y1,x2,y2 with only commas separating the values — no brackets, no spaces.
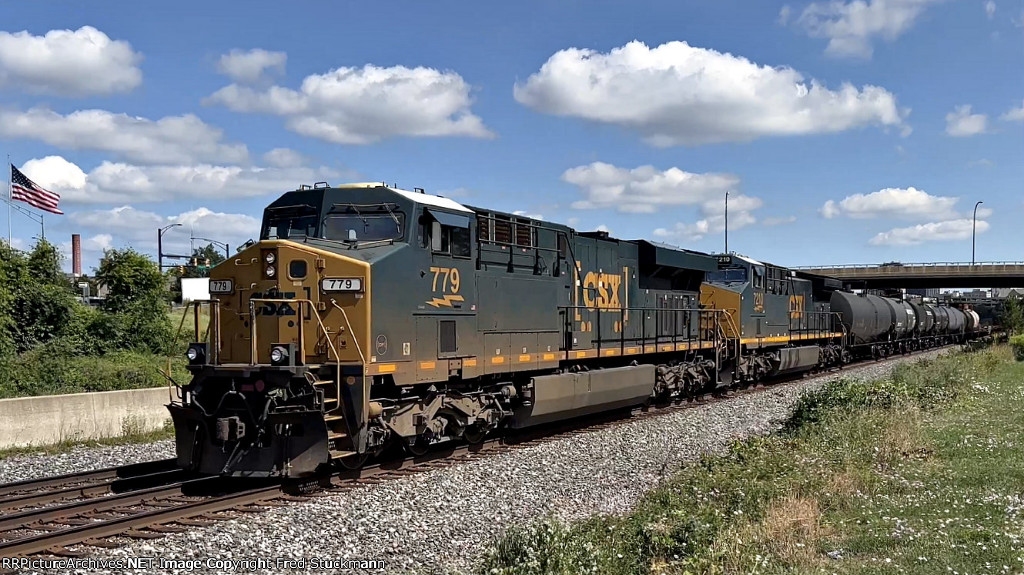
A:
0,347,189,398
1010,335,1024,361
0,240,179,397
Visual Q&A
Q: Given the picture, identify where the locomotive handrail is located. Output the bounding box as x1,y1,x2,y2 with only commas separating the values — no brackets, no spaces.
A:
165,299,223,400
329,298,366,365
247,298,342,368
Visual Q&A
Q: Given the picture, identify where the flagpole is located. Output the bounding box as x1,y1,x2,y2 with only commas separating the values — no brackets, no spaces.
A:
7,155,11,247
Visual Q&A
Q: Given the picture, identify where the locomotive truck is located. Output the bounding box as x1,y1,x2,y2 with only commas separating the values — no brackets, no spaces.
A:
169,182,981,478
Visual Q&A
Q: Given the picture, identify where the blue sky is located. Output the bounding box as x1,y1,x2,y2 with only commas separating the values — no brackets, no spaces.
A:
1,0,1021,272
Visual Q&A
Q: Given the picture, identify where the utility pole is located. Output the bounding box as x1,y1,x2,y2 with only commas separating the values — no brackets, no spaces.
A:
724,191,729,254
972,200,983,265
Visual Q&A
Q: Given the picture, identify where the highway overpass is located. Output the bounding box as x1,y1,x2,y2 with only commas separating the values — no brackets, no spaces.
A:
794,261,1024,289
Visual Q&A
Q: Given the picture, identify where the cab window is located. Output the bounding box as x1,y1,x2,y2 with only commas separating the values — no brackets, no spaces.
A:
428,215,471,258
752,265,765,290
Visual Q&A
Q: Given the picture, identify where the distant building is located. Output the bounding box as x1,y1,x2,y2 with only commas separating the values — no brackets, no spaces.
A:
906,288,940,298
994,287,1024,299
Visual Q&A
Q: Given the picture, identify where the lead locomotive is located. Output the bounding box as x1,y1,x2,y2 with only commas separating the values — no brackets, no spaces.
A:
169,183,981,477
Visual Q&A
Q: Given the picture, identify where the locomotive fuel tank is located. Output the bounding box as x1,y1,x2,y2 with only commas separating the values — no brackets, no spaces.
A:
830,291,894,343
909,301,934,334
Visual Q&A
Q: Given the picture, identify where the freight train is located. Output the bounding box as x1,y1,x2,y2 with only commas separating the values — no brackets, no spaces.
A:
169,183,984,477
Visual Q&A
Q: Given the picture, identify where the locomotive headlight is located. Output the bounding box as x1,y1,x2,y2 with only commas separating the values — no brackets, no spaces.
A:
269,343,295,366
265,252,276,264
269,346,286,364
186,343,207,365
265,265,276,278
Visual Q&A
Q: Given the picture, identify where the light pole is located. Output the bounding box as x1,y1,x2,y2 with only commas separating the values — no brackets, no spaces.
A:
158,223,182,271
972,201,983,266
191,236,230,259
724,191,729,254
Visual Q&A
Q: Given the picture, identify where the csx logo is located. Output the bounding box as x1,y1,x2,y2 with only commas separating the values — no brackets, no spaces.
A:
581,271,622,311
252,290,296,316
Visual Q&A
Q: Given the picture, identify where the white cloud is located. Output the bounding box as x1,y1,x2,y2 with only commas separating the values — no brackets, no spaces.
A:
763,215,797,226
0,26,142,96
0,108,249,164
562,161,763,241
968,158,994,168
985,1,996,18
594,224,612,234
70,205,259,253
217,48,286,83
21,155,345,204
793,0,943,59
514,41,907,146
562,162,740,214
945,105,988,137
653,210,758,242
206,64,493,144
262,147,306,168
1001,99,1024,122
869,218,989,246
821,187,959,220
512,210,544,221
778,5,794,24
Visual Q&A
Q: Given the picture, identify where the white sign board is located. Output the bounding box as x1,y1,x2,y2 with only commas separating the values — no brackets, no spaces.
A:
181,278,211,303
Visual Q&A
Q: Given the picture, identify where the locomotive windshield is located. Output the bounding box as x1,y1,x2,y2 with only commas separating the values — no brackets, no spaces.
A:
706,267,747,284
262,204,318,240
323,210,405,242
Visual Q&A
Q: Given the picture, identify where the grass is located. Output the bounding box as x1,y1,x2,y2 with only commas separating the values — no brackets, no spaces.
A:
0,419,174,460
478,346,1022,575
0,351,189,399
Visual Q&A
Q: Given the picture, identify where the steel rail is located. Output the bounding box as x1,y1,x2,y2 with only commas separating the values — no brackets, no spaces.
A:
0,459,177,500
0,469,190,513
0,483,282,557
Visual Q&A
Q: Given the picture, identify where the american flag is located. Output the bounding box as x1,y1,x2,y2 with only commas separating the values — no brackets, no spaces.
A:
10,164,62,215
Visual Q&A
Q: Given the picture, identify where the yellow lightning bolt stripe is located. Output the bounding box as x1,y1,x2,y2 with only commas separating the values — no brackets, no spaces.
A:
426,294,465,308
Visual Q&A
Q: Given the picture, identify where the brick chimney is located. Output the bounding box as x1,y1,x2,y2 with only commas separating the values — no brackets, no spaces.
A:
71,233,82,277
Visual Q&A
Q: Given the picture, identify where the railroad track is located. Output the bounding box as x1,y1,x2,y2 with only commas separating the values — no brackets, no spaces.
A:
0,344,958,559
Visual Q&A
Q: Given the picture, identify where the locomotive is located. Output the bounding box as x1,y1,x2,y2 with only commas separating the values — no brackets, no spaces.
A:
169,182,982,478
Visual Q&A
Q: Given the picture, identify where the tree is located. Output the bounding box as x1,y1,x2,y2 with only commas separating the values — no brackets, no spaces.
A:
0,240,78,354
95,248,166,313
1002,296,1024,335
94,248,172,353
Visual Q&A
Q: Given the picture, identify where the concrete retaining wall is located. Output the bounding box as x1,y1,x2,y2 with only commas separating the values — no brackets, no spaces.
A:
0,387,173,449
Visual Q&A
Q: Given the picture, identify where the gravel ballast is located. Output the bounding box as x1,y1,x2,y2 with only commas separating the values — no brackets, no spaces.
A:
0,440,175,485
9,350,950,574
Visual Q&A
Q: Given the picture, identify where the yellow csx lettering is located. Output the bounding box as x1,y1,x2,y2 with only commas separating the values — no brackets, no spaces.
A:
582,271,622,311
789,294,805,319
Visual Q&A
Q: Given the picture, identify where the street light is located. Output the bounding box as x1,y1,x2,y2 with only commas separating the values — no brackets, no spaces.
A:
158,223,182,271
191,236,230,259
972,201,983,266
724,190,729,255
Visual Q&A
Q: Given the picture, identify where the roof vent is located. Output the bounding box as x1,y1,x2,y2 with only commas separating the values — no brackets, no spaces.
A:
313,181,330,189
299,184,312,190
414,187,425,194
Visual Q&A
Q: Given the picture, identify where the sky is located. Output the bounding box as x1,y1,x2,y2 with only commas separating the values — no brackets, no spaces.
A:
0,0,1021,273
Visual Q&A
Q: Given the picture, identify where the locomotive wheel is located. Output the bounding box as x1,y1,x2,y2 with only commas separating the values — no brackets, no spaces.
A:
405,437,431,457
335,452,369,471
463,424,487,445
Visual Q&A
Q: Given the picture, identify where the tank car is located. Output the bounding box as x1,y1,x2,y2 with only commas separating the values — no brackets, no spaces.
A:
170,183,727,477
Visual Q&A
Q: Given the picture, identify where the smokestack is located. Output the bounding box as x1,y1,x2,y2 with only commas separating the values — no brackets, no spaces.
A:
71,234,82,277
